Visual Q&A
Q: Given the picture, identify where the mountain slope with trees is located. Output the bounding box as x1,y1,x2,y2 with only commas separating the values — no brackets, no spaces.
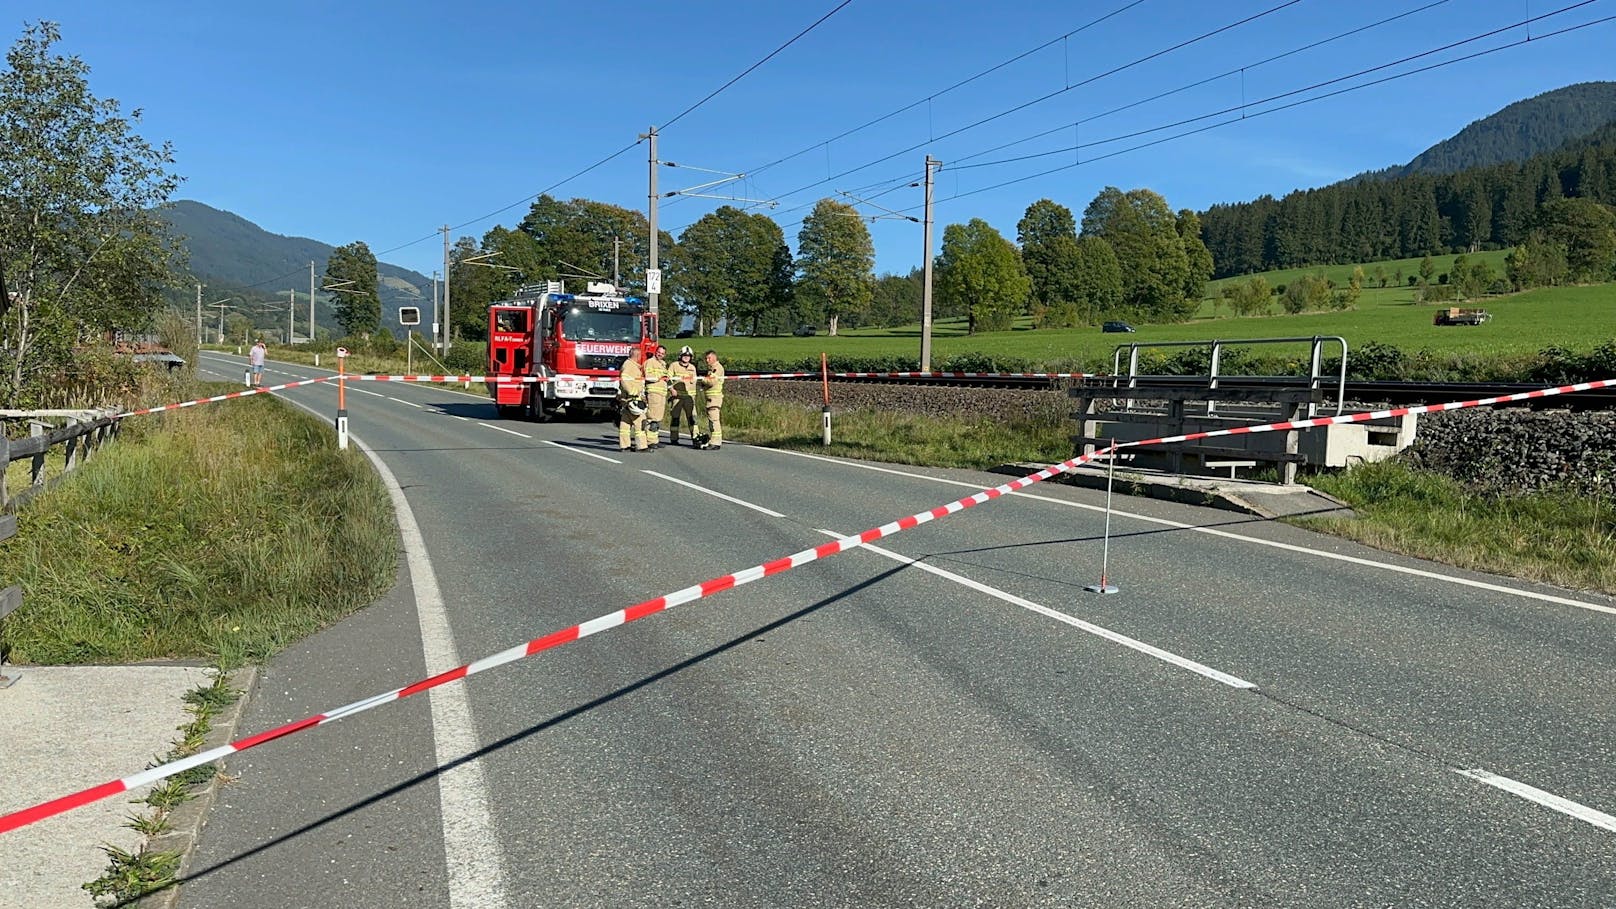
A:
1364,81,1616,180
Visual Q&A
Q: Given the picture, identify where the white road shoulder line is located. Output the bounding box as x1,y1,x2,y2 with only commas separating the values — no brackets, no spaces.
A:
477,422,532,439
762,447,1616,617
270,392,510,908
643,470,787,517
388,396,423,408
542,439,622,464
1455,768,1616,835
819,530,1255,690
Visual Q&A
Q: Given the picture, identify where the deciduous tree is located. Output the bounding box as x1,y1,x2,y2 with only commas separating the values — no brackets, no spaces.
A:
935,218,1030,334
325,241,380,337
0,21,182,400
1081,187,1193,321
796,199,873,336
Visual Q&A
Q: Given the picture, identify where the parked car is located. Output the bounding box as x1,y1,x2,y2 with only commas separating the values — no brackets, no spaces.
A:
793,324,817,337
675,328,695,339
1102,320,1136,333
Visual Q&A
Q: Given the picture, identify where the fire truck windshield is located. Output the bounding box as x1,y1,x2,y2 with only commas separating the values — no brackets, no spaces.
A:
563,307,639,342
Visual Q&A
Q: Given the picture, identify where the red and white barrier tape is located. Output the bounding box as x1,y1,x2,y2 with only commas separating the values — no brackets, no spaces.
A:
115,375,552,419
726,371,1089,380
10,376,1609,835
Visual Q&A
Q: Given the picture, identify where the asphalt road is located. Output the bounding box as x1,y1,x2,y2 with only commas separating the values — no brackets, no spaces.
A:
177,352,1616,908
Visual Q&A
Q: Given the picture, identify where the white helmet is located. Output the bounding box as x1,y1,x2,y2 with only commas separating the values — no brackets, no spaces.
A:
679,346,694,357
624,397,647,417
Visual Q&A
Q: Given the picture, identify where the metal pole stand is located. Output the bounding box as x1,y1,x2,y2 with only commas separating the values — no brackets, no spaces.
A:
335,346,350,450
1085,441,1121,595
820,352,832,446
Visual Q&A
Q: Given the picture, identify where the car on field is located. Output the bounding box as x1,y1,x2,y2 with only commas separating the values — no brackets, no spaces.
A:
1102,320,1136,333
675,328,695,339
793,324,818,336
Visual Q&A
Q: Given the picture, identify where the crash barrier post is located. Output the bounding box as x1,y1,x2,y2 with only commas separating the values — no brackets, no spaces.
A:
0,409,123,688
820,352,832,447
3,378,1615,833
335,347,349,450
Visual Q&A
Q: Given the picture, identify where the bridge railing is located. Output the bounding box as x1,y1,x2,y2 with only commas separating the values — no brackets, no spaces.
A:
0,408,123,687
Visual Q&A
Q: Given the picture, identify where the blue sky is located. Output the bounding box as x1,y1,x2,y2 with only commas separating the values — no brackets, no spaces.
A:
27,0,1616,280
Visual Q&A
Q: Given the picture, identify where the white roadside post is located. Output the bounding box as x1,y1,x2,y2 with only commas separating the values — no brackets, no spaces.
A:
335,346,350,450
1085,440,1123,595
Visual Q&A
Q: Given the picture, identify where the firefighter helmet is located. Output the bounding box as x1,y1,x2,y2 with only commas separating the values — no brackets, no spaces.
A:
678,346,694,357
623,397,647,417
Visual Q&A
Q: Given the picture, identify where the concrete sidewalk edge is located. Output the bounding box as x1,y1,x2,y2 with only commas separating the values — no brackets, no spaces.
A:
138,665,259,909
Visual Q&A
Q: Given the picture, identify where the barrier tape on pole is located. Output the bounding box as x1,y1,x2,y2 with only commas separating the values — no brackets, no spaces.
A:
725,371,1090,380
10,376,1607,836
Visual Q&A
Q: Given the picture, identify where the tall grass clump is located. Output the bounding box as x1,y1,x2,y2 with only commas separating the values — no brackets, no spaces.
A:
1301,458,1616,594
0,384,396,664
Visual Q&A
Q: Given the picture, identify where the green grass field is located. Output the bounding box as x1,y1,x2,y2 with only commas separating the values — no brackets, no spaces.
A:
697,278,1615,371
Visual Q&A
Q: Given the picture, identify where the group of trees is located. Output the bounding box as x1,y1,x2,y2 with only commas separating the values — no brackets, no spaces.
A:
1200,122,1616,277
927,188,1212,334
0,22,182,404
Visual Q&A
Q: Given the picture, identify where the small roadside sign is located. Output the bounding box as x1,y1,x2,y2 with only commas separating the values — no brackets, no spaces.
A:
646,268,662,295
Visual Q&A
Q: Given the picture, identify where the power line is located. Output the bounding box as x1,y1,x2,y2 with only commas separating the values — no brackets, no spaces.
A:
661,0,857,131
741,0,1305,213
945,0,1454,170
763,8,1613,236
727,0,1148,182
934,12,1616,206
947,0,1601,173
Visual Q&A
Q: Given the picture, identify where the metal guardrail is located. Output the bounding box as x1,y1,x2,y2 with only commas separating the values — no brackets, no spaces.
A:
1110,336,1349,417
0,408,122,687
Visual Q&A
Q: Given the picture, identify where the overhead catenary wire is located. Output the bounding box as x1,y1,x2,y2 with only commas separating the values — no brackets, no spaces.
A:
760,7,1614,238
737,0,1306,214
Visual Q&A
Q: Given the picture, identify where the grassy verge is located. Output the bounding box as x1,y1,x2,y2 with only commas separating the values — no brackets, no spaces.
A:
0,383,397,664
1300,460,1616,594
728,396,1616,595
725,397,1072,470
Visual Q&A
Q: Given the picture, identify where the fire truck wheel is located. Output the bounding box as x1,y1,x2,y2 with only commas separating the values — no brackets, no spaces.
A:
528,399,554,422
496,405,521,419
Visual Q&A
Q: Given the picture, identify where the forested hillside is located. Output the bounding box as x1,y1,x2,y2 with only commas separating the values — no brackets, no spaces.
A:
1366,81,1616,179
1201,121,1616,277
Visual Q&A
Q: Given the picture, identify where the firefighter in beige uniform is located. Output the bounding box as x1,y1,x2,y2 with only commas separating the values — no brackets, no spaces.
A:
698,349,725,450
643,345,670,450
617,348,650,452
667,346,698,445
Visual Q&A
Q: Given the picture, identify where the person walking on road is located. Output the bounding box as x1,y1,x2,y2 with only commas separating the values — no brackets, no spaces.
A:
667,345,698,446
698,349,725,450
643,345,670,450
617,347,650,452
249,339,267,387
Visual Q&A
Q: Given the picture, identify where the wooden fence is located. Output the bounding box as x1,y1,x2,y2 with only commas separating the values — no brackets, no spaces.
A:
0,409,122,686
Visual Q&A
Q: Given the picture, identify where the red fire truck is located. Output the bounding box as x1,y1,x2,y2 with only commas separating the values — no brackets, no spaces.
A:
486,281,659,420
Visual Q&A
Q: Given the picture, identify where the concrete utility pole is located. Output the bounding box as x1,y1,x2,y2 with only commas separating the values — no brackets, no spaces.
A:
309,261,316,343
613,236,621,287
195,283,203,346
431,271,440,352
642,125,659,314
287,289,296,343
441,225,452,352
920,155,941,373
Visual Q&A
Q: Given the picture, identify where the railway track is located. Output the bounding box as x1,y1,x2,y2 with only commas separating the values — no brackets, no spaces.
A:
772,373,1616,409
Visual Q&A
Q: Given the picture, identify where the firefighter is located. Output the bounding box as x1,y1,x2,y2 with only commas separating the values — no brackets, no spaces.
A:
643,344,670,449
667,345,698,445
697,349,725,450
617,347,650,452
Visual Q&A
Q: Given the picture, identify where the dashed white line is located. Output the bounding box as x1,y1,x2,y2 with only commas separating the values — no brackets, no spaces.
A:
1455,768,1616,834
541,439,621,464
818,530,1256,689
762,447,1616,617
477,422,531,439
388,396,423,408
643,470,787,517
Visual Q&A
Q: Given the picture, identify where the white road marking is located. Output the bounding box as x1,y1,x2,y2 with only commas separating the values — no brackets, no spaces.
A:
1455,768,1616,834
354,387,388,398
477,422,531,439
388,396,423,408
201,352,492,401
763,447,1616,617
818,530,1256,689
542,439,621,464
269,393,511,908
643,470,787,517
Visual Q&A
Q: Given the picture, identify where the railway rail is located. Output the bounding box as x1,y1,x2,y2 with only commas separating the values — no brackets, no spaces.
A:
773,373,1616,409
